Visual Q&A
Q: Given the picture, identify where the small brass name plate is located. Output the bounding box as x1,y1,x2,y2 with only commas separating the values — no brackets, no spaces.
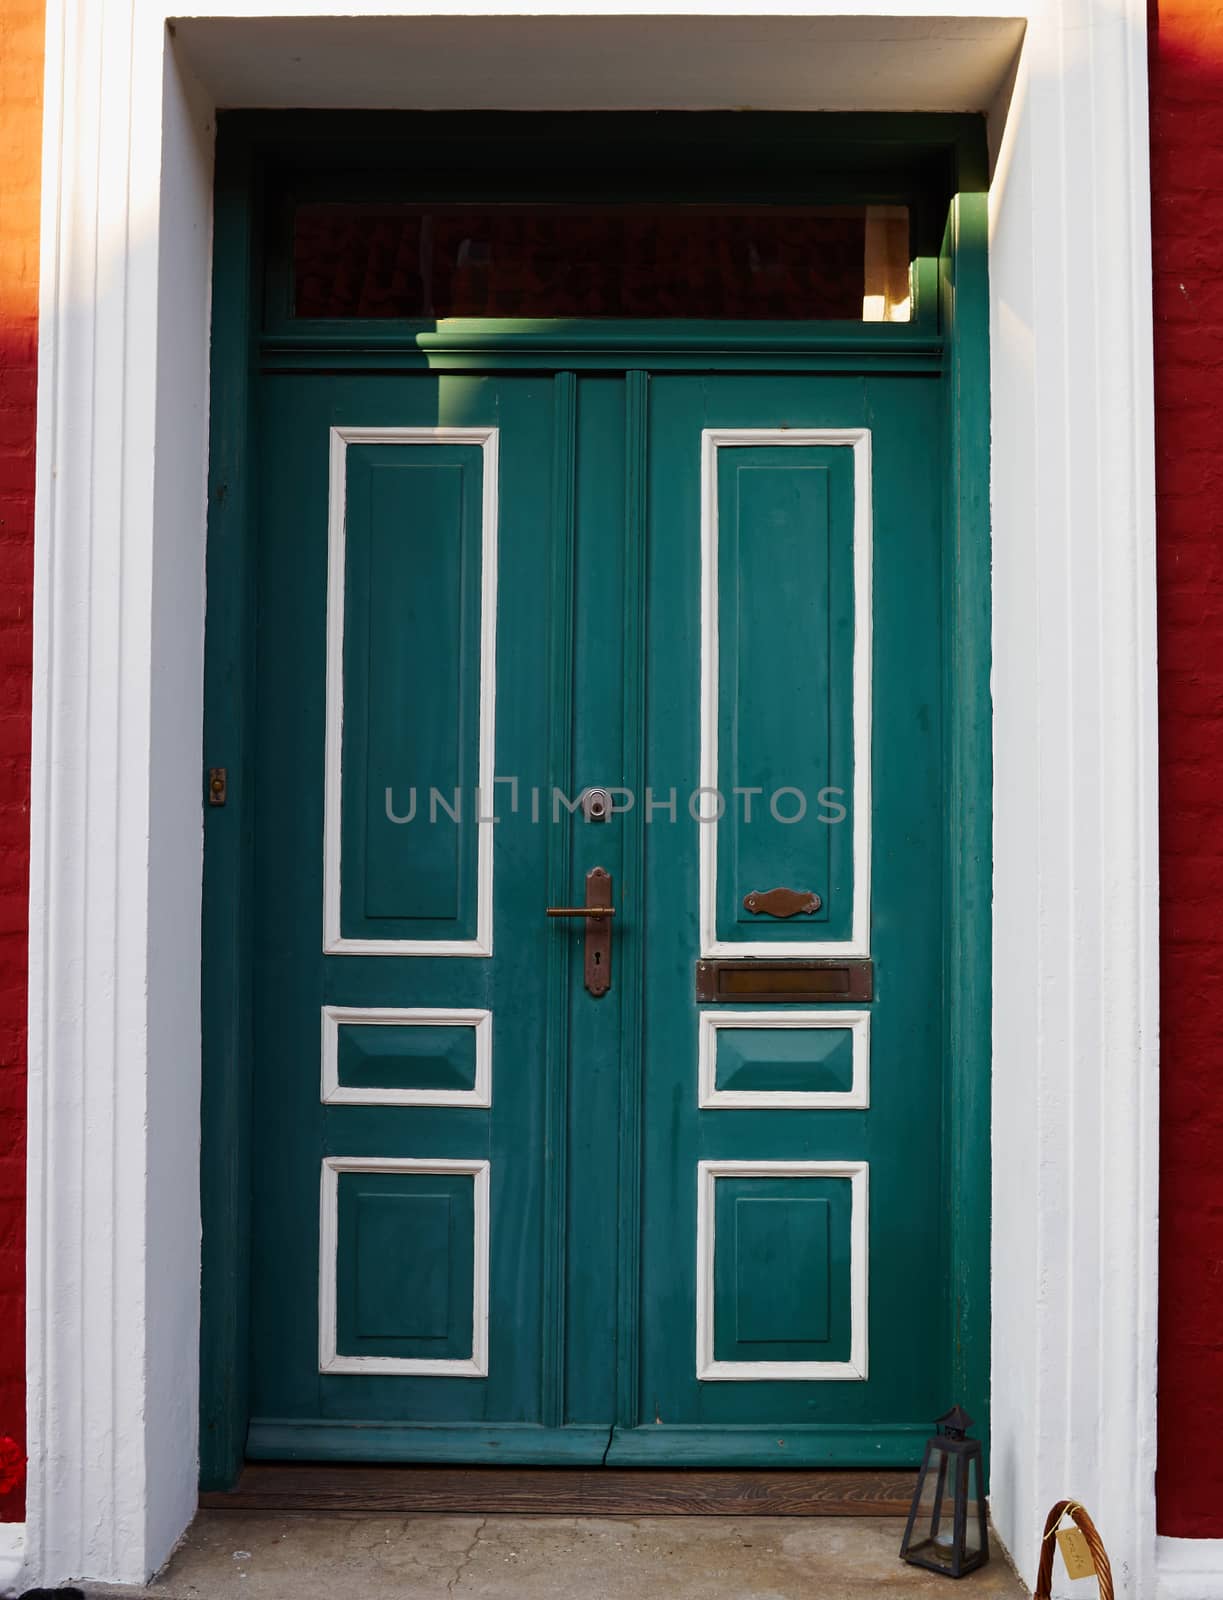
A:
695,959,873,1004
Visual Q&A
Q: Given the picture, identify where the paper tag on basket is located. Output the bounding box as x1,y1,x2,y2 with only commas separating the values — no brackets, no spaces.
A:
1057,1526,1097,1580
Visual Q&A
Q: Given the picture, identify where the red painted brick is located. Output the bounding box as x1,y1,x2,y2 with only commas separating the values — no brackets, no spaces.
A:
0,0,42,1520
1153,0,1223,1538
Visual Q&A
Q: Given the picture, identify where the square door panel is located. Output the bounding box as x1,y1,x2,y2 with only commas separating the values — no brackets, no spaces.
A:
732,1195,832,1344
697,1160,868,1380
319,1158,489,1376
321,1006,492,1106
699,1010,869,1108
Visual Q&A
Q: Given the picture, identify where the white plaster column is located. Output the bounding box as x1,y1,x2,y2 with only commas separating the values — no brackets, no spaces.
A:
988,3,1159,1594
26,0,212,1584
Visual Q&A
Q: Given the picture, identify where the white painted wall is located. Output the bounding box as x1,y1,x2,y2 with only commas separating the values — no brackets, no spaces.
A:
26,3,215,1586
24,4,1160,1594
988,9,1160,1595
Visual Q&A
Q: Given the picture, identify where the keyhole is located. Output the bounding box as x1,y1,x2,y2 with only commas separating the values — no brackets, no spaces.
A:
593,950,602,965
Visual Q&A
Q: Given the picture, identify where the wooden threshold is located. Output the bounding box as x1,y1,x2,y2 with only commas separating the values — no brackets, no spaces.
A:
201,1464,918,1517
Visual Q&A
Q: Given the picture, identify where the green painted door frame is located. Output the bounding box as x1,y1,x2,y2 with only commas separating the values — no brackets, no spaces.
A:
199,111,991,1491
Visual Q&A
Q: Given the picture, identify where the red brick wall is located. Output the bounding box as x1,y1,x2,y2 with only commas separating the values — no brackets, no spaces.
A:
0,0,41,1523
1152,0,1223,1539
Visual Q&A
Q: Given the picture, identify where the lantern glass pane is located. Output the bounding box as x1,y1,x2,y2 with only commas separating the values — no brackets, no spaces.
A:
906,1444,959,1569
964,1454,983,1557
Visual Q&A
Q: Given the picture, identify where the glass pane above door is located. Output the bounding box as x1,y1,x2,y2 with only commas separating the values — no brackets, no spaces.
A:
292,203,911,322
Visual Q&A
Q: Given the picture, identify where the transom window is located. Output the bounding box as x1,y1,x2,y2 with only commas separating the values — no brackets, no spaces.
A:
291,202,912,323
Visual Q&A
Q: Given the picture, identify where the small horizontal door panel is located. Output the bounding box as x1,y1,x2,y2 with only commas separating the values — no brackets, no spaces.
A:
322,1006,491,1106
341,1026,475,1091
720,1033,852,1095
699,1010,869,1108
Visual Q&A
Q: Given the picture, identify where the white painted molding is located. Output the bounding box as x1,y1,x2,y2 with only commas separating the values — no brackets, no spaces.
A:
318,1156,491,1377
26,3,212,1586
321,1005,492,1107
698,427,871,959
323,425,499,958
697,1009,870,1109
695,1158,868,1381
1157,1539,1223,1600
987,2,1159,1595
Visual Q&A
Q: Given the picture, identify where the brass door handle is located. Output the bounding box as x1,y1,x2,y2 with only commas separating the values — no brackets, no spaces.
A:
546,866,614,997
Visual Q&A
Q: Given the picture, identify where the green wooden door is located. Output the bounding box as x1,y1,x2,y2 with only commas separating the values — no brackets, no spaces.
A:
245,365,947,1467
616,374,943,1464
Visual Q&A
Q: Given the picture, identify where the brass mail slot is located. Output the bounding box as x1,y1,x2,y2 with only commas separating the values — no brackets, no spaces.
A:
695,959,873,1004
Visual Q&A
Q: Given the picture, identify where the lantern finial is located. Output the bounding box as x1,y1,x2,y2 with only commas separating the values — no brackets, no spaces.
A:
937,1405,973,1439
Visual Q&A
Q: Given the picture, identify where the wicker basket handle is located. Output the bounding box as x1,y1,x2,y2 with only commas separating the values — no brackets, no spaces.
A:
1034,1501,1114,1600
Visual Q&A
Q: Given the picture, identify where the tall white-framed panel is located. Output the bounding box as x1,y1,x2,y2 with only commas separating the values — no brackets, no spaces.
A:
322,425,499,957
698,427,872,959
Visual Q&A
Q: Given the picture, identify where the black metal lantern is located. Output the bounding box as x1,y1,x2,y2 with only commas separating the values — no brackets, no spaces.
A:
899,1405,990,1579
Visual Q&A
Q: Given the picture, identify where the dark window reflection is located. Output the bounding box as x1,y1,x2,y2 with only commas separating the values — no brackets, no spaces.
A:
292,204,910,322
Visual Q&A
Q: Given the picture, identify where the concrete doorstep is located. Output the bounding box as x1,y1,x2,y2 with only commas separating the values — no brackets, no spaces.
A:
83,1511,1028,1600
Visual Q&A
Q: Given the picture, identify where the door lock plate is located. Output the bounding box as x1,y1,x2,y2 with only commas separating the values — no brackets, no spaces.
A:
547,866,614,997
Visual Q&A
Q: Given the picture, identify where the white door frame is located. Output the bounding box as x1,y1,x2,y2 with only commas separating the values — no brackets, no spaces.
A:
21,4,1161,1593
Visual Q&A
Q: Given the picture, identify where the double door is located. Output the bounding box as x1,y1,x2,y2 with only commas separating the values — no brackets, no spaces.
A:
245,366,946,1464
